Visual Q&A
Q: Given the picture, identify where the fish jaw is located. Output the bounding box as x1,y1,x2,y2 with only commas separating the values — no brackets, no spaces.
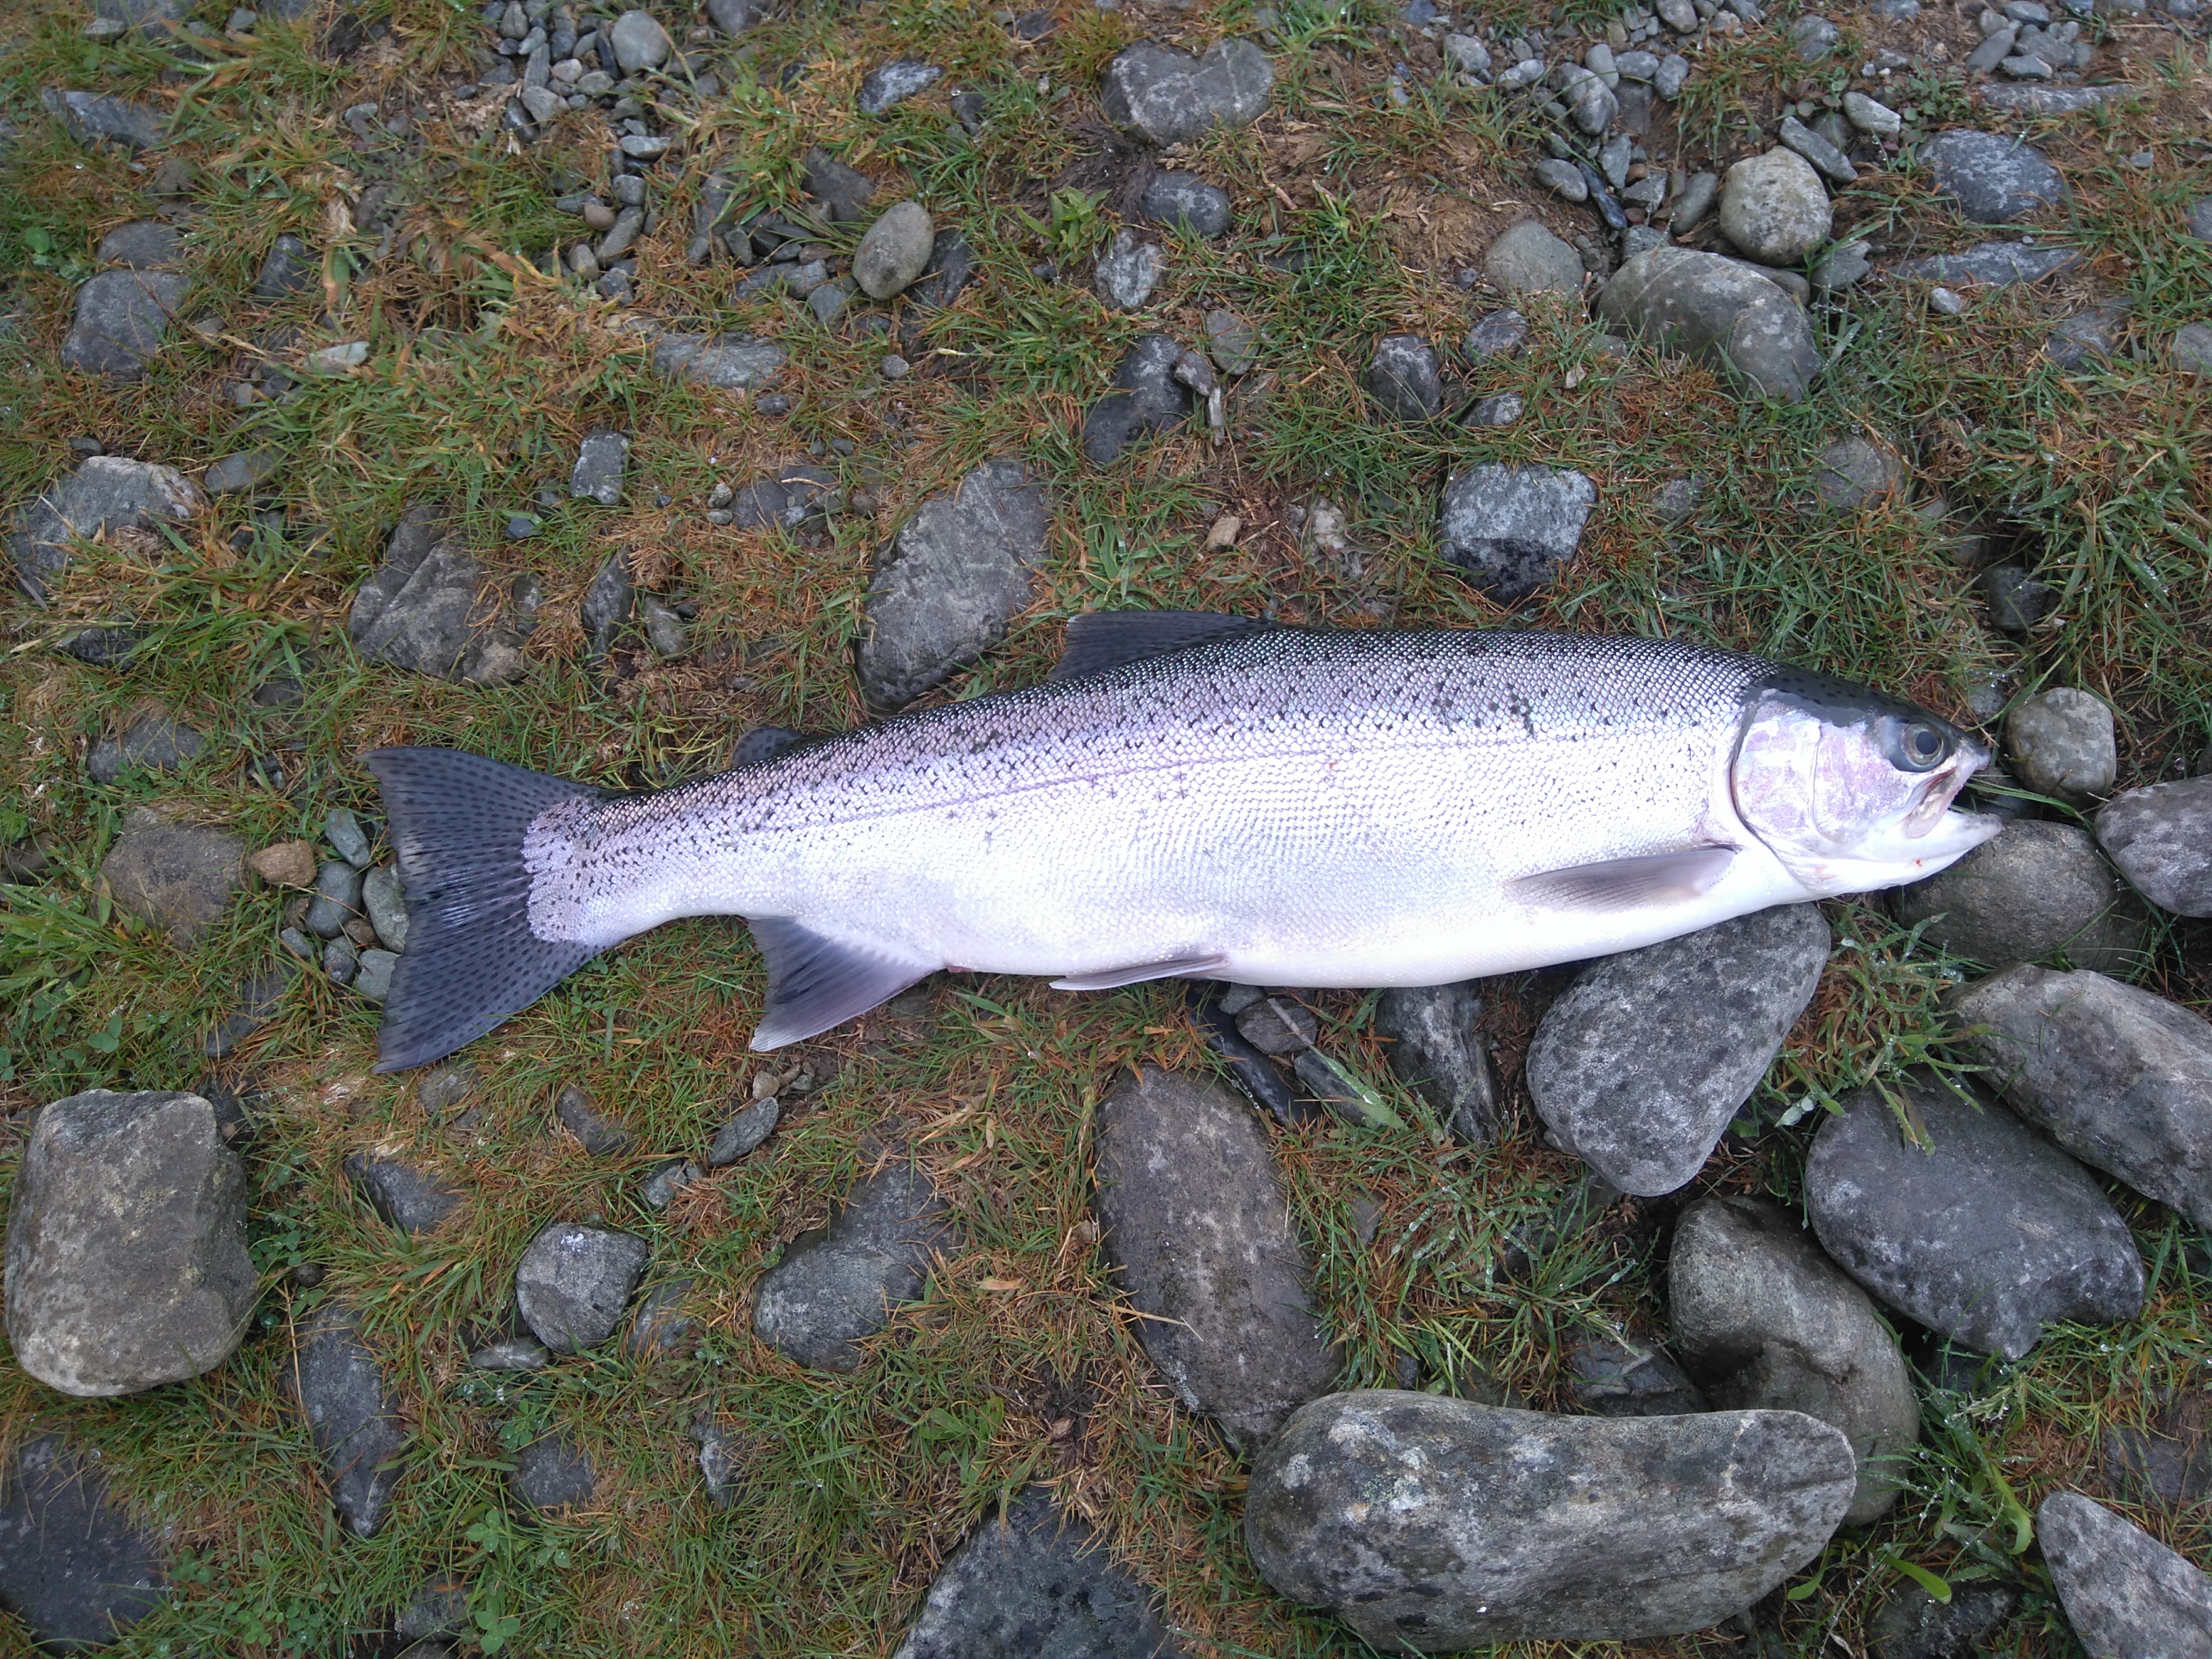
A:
1784,806,2006,900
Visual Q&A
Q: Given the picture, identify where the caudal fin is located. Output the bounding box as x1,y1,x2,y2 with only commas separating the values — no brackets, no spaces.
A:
362,747,604,1073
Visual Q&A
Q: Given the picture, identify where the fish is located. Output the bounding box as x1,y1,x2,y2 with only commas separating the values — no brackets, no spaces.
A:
362,611,2003,1072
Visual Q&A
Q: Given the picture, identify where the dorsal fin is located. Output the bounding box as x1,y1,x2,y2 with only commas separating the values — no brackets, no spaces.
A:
1047,610,1276,682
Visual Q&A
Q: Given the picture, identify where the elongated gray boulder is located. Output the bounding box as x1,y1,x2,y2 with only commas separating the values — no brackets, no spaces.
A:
7,454,202,603
295,1305,407,1536
1952,966,2212,1228
753,1162,955,1370
651,331,786,391
2039,1491,2212,1659
1246,1391,1856,1648
2097,777,2212,917
1100,39,1273,144
1805,1078,2143,1359
1597,247,1822,402
1094,1069,1338,1452
5,1089,253,1396
1670,1196,1919,1523
1526,905,1830,1195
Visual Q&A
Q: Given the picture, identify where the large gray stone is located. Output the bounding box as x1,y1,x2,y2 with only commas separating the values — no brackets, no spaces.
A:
1718,148,1832,266
1891,819,2150,973
1372,982,1500,1143
2038,1491,2212,1659
1923,129,2067,223
892,1486,1185,1658
509,1433,596,1511
61,268,188,381
1364,333,1440,422
0,1436,166,1649
348,503,527,686
1597,247,1822,401
1080,334,1196,465
295,1305,406,1537
1100,38,1273,144
1141,171,1231,238
650,331,786,391
41,88,167,149
2007,687,2115,802
514,1222,649,1353
854,201,935,300
87,710,207,784
1093,1069,1338,1453
1805,1077,2144,1359
752,1162,954,1370
4,1089,253,1396
100,821,246,945
1952,966,2212,1229
7,454,203,604
1437,463,1597,602
1485,220,1583,300
856,458,1051,707
1525,905,1830,1195
1246,1391,1856,1648
2098,777,2212,917
1670,1196,1920,1524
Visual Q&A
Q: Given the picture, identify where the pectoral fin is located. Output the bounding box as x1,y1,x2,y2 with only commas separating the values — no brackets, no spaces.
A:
1050,953,1229,991
747,918,935,1050
1504,847,1738,912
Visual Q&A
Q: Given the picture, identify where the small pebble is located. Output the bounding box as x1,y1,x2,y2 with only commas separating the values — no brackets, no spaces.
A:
880,353,910,379
1929,287,1967,316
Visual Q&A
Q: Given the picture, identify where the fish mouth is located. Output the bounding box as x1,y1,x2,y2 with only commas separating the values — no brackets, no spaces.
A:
1902,740,1989,839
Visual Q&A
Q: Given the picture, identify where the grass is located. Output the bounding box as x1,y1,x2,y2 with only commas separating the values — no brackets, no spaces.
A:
0,0,2209,1651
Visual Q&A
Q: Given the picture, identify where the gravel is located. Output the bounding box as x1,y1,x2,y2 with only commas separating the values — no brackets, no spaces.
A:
345,1152,462,1234
509,1433,596,1511
553,1082,633,1155
1563,1333,1708,1416
1896,241,2081,285
87,709,207,783
348,502,529,686
705,1097,780,1165
651,331,787,390
1814,435,1907,511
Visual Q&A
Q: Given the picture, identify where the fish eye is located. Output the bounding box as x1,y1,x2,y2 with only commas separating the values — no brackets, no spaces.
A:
1886,718,1950,773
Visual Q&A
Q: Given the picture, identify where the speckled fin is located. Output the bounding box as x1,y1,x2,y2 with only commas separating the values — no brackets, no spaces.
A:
1047,610,1274,681
1503,847,1737,912
1050,954,1229,991
747,918,935,1050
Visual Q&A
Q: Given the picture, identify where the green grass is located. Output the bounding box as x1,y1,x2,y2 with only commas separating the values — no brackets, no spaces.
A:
1,0,2209,1651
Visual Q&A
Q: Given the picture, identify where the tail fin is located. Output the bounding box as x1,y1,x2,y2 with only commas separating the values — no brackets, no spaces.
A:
362,747,604,1073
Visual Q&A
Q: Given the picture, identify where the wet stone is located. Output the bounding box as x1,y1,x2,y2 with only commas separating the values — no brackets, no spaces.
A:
1372,982,1500,1143
1891,819,2150,973
294,1304,406,1536
1923,129,2067,223
651,331,785,391
1805,1076,2145,1359
1099,37,1274,145
1437,463,1597,602
509,1433,596,1511
62,268,188,381
1597,247,1822,402
2038,1491,2212,1657
4,1088,253,1396
348,503,528,686
0,1436,166,1649
753,1160,956,1371
345,1151,462,1234
2097,776,2212,916
1896,240,2079,286
514,1222,649,1353
1485,220,1583,299
1866,1584,2020,1659
553,1082,633,1155
1141,170,1231,237
855,200,935,300
253,232,316,298
87,709,207,783
1092,1069,1339,1452
858,59,941,115
706,1096,779,1165
363,865,407,951
100,821,245,945
1363,333,1440,422
1563,1333,1708,1417
1246,1392,1856,1647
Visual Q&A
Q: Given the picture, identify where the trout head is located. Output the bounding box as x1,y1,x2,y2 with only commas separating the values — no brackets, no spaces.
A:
1729,668,2003,897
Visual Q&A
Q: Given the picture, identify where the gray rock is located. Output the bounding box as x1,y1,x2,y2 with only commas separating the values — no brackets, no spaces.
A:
348,502,527,685
1808,241,1872,291
1092,1069,1338,1452
624,1279,695,1357
1975,81,2123,114
639,1158,700,1208
753,1161,955,1370
0,1436,165,1648
470,1337,549,1370
2046,303,2126,368
1246,1391,1856,1647
607,8,669,73
396,1578,470,1642
1597,247,1822,401
62,268,188,380
802,146,876,224
1204,309,1258,374
892,1485,1184,1659
1670,169,1720,233
1526,905,1828,1195
1534,157,1589,202
858,59,941,115
1719,148,1831,266
201,961,293,1059
1923,129,2066,224
553,1082,632,1155
1952,965,2212,1228
856,457,1050,707
514,1222,649,1353
1554,63,1618,134
706,1097,779,1165
1437,463,1597,602
97,219,183,269
1843,89,1904,138
344,1152,461,1234
2190,198,2212,242
253,232,315,298
7,454,202,604
1464,308,1528,360
1779,114,1856,184
1563,1334,1708,1416
2173,321,2212,376
1805,1077,2144,1359
570,429,628,505
417,1062,476,1118
204,449,280,496
1467,392,1524,427
1653,474,1704,521
1092,228,1160,311
1671,1196,1920,1523
509,1433,596,1510
855,200,935,300
1364,333,1440,421
651,331,786,391
1100,37,1273,144
1441,32,1492,81
1790,13,1839,57
1815,436,1907,510
1373,983,1500,1142
306,859,365,938
1486,220,1583,299
294,1305,406,1536
2007,687,2115,801
41,87,166,149
1896,240,2080,285
100,821,245,945
907,231,973,310
354,950,396,1001
86,710,207,783
363,865,407,951
1082,335,1197,464
2039,1491,2212,1658
1141,170,1231,237
1891,819,2150,972
1867,1584,2020,1659
4,1089,253,1396
705,0,752,33
2098,776,2212,916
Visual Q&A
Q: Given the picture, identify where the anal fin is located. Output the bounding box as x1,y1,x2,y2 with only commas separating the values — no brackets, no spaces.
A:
1503,847,1737,912
1051,953,1229,991
747,917,935,1050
